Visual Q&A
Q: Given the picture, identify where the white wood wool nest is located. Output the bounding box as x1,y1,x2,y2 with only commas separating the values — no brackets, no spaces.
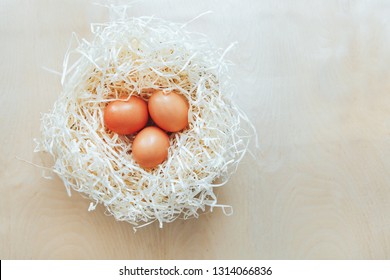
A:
35,11,254,229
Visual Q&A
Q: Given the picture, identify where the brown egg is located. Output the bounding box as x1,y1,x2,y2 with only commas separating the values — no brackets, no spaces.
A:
104,96,148,135
148,90,189,132
132,126,170,168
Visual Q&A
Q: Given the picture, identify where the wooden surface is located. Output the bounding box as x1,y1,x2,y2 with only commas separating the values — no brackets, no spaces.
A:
1,0,390,259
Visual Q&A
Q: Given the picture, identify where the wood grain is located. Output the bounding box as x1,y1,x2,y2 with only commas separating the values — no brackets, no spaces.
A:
1,0,390,259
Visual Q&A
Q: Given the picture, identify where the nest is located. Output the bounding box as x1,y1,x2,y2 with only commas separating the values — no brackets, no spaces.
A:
35,12,253,229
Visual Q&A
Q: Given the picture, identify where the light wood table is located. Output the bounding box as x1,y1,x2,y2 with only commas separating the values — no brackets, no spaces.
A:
1,0,390,259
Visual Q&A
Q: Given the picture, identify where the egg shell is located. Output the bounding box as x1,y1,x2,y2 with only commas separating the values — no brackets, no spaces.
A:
104,96,148,135
148,90,189,132
132,126,170,169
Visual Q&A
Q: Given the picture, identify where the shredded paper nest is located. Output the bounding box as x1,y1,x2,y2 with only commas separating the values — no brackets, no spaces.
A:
35,11,253,229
